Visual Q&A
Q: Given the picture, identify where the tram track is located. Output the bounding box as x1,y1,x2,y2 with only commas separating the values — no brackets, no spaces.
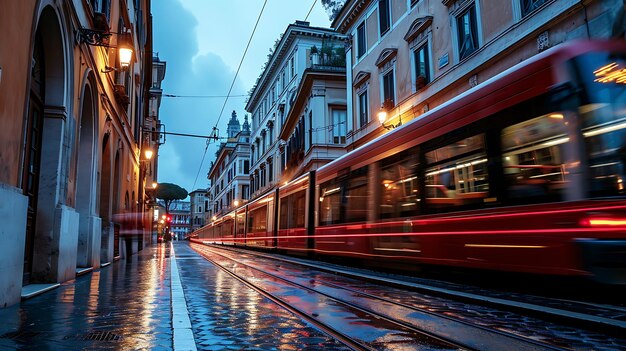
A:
199,241,626,336
189,243,596,351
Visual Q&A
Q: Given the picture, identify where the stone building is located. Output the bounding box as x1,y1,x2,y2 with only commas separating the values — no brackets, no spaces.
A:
208,111,251,217
332,0,624,149
189,189,208,232
246,21,347,198
0,0,158,307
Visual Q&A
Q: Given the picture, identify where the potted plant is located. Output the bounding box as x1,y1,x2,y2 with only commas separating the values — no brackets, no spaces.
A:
310,45,320,65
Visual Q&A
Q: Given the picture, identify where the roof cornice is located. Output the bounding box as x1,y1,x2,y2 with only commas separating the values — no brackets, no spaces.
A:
245,24,345,111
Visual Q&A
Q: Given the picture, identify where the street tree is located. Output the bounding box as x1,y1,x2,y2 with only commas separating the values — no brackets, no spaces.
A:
321,0,346,21
154,183,188,240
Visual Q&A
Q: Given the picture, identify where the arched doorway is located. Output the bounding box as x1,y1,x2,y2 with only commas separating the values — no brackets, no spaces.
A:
99,133,112,262
76,80,100,268
22,6,68,284
22,30,45,284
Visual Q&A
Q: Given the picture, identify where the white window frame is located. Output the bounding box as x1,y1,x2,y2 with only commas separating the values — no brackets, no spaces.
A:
331,108,347,144
357,87,369,128
451,1,483,64
409,33,433,93
379,61,397,108
377,0,392,38
356,20,367,60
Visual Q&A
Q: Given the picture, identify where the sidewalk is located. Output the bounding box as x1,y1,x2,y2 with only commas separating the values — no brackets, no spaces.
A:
0,244,173,350
0,242,349,351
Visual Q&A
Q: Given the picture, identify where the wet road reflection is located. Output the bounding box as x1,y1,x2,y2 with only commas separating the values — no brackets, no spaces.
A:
0,245,173,350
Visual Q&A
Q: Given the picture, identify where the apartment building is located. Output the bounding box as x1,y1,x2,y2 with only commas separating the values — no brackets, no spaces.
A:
332,0,622,149
208,111,251,217
246,21,347,198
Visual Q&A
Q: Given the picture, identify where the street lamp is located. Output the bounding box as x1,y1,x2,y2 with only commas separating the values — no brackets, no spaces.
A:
145,149,154,160
378,103,402,130
76,28,133,73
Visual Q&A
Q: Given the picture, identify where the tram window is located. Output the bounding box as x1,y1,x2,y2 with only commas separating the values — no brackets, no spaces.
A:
573,53,626,197
294,190,306,227
425,134,488,211
247,206,267,232
280,191,307,229
236,212,245,235
279,198,289,229
501,114,568,202
380,149,421,219
345,167,369,223
319,181,342,225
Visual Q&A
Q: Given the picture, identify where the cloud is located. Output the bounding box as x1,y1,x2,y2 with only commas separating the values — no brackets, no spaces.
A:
152,0,331,194
153,0,247,193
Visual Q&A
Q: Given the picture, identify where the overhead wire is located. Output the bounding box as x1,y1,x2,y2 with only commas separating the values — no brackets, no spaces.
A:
304,0,318,22
163,94,248,98
192,0,269,190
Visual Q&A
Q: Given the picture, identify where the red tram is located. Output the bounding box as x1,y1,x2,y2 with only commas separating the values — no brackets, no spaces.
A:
192,40,626,283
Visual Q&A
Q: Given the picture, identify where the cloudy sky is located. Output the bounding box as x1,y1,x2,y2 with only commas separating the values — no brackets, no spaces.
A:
152,0,331,194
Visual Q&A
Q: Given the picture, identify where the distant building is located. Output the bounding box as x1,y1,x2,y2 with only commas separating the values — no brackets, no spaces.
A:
168,200,191,240
246,21,348,198
189,189,208,231
208,111,251,217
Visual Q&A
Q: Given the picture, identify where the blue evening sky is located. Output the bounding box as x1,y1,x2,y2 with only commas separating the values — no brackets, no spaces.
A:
152,0,331,194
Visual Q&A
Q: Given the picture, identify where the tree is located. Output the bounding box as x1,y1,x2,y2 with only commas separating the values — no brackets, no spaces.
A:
154,183,188,240
155,182,188,214
321,0,347,22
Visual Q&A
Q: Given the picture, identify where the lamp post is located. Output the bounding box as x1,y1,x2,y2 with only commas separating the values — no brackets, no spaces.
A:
378,103,402,130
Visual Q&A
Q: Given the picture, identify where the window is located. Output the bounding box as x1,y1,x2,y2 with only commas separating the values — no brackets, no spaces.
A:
319,181,342,225
502,113,568,203
379,149,420,219
521,0,548,18
290,56,295,77
358,90,369,127
382,69,395,107
244,160,250,174
268,158,273,183
357,22,366,59
425,134,489,212
345,167,368,222
332,109,347,144
309,111,313,148
378,0,391,36
457,4,479,60
413,43,430,90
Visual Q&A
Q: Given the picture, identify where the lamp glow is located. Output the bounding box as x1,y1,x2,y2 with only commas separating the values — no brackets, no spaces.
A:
145,149,153,160
119,47,133,69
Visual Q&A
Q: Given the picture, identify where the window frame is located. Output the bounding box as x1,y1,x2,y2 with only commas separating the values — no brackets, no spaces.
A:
357,21,367,59
358,89,369,128
380,65,396,108
452,1,482,62
378,0,391,37
411,39,431,92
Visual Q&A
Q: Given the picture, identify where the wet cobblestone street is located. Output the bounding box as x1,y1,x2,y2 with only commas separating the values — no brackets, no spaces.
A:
0,245,173,351
174,243,350,351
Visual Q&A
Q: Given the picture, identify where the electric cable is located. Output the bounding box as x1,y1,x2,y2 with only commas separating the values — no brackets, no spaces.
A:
192,0,268,190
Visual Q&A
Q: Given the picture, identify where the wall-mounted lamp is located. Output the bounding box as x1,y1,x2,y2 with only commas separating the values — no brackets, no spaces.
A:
144,149,154,160
151,182,158,189
76,28,133,73
378,102,401,130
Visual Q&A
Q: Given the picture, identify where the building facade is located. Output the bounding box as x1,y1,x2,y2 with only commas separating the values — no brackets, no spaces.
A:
246,21,347,198
279,49,348,181
189,189,208,232
0,0,157,307
333,0,624,149
208,111,251,217
168,200,191,240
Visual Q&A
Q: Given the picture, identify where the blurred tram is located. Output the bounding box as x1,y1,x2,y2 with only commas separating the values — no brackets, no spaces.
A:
192,40,626,283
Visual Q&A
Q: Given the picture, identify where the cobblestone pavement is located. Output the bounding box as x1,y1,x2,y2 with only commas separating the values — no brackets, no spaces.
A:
0,244,173,351
174,243,351,351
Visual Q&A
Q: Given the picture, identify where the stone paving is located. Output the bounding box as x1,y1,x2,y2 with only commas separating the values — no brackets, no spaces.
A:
175,243,350,351
0,244,173,350
0,242,352,350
